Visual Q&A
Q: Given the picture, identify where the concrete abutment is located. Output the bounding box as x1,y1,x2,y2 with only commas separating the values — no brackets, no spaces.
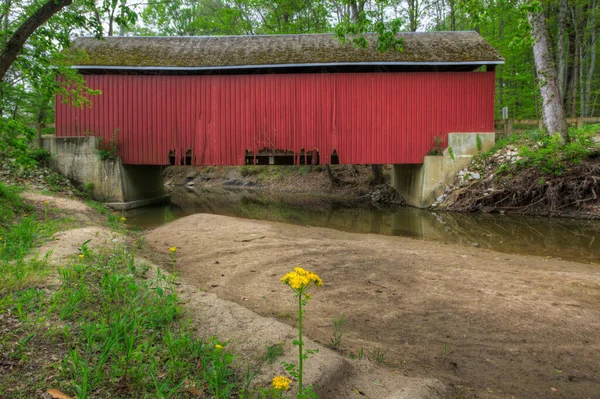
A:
392,133,495,208
41,136,169,210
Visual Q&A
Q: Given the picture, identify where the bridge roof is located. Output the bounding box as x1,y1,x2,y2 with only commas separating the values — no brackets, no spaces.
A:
71,32,503,72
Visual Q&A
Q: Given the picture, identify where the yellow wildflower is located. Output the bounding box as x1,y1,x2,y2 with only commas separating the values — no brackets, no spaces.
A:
281,267,323,290
215,344,223,350
169,247,177,253
120,217,126,222
78,254,85,259
272,375,292,391
44,201,49,205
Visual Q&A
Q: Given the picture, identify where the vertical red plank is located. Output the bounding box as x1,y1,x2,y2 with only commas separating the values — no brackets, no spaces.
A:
56,71,496,166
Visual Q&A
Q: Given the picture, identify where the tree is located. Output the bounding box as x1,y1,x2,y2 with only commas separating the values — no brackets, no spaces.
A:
527,8,569,141
0,0,73,82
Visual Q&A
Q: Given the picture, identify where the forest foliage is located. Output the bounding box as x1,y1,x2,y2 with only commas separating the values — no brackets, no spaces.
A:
0,0,598,129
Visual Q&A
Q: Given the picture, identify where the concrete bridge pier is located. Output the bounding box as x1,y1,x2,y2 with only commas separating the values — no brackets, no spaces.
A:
391,133,495,208
41,136,169,210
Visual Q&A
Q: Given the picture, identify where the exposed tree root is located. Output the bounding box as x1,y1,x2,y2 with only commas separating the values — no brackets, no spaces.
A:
446,159,600,217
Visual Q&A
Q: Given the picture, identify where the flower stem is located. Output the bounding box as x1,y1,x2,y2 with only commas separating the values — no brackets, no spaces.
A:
298,290,303,397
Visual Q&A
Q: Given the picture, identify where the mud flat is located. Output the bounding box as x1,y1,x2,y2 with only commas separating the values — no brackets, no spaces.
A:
146,214,600,399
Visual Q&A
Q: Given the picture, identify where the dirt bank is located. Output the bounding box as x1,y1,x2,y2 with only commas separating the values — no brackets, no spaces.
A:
434,128,600,219
163,165,405,208
146,214,600,399
163,165,377,195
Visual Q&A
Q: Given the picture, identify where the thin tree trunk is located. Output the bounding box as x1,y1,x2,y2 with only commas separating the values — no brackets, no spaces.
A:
527,10,569,141
579,39,585,117
35,94,52,147
407,0,419,32
350,2,359,22
449,0,456,31
584,0,597,116
572,43,579,116
2,0,12,46
566,23,577,114
557,0,568,100
570,6,580,117
0,0,73,82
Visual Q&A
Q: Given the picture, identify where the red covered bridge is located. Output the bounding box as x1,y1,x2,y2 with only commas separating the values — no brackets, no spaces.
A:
56,32,503,167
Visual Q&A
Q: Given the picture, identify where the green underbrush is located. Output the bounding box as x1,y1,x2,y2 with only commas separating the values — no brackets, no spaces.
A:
481,124,600,176
0,183,249,398
447,125,600,215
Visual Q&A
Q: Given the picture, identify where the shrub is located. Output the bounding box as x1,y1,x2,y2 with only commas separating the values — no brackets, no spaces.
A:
0,118,39,170
517,124,599,175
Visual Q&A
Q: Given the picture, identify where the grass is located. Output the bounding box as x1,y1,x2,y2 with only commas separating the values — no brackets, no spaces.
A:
85,199,124,229
478,124,600,176
371,347,387,364
328,314,345,350
263,343,285,364
0,182,247,398
349,347,364,360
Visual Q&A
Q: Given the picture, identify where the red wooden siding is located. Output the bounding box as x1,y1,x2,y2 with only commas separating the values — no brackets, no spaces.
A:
55,72,496,165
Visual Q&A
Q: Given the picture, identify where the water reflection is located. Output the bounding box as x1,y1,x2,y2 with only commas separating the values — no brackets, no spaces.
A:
125,187,600,264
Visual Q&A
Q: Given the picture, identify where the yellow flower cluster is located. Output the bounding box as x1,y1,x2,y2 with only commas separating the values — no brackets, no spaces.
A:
215,344,223,350
281,267,323,290
78,254,85,259
272,375,292,391
169,247,177,253
120,217,127,222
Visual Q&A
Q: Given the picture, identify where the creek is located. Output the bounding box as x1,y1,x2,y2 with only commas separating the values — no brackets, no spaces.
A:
125,187,600,264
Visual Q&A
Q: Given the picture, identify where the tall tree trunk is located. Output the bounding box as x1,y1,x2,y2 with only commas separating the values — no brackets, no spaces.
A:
569,5,581,117
528,10,569,141
0,0,73,82
557,0,568,100
407,0,419,31
35,93,52,147
579,39,585,117
566,23,577,114
449,0,456,31
583,0,597,116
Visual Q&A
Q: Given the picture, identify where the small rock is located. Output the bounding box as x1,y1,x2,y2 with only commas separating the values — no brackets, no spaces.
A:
472,242,479,248
470,172,481,180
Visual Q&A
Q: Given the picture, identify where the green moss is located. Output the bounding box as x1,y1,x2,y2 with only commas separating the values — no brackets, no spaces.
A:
73,32,502,67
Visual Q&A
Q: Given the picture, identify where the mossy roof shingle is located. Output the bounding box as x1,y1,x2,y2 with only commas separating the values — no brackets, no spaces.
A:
72,31,503,70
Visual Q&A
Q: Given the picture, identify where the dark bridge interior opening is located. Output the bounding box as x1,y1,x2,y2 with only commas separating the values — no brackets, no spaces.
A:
245,149,320,165
169,150,193,166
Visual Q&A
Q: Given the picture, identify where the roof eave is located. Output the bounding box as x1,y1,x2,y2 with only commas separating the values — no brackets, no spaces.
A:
72,60,505,71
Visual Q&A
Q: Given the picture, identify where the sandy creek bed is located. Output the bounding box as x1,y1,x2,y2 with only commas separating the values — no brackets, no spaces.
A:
146,214,600,399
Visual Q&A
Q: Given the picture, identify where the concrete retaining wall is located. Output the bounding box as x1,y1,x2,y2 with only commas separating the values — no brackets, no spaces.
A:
392,133,495,208
42,136,168,209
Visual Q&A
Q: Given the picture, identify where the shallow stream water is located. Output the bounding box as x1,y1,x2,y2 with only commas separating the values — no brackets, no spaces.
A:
125,187,600,264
